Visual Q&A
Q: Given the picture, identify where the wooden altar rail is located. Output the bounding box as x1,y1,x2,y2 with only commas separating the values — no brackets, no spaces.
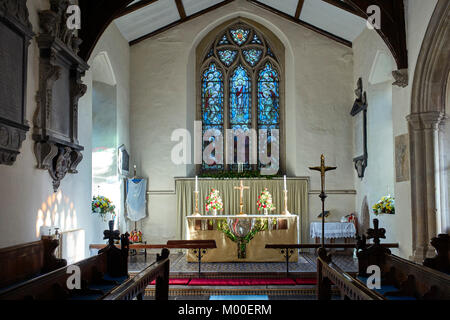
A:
316,256,385,300
103,248,170,300
90,240,217,275
265,243,399,276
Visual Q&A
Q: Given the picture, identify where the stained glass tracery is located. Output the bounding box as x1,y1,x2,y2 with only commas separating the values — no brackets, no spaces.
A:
230,28,250,46
243,49,263,66
218,50,238,66
218,34,230,45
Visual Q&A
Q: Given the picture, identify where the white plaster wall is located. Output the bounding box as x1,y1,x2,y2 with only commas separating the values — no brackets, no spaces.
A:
351,0,438,258
391,0,438,258
129,0,355,243
84,23,131,236
352,28,396,251
0,2,130,259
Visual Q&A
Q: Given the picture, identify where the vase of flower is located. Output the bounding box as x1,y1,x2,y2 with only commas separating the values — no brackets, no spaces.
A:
372,194,395,215
205,189,223,216
257,188,275,215
92,195,116,222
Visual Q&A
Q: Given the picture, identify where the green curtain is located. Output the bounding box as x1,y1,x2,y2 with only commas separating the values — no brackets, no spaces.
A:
176,178,308,243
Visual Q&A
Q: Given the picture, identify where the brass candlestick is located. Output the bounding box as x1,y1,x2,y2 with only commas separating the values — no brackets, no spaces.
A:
282,189,290,215
193,191,200,216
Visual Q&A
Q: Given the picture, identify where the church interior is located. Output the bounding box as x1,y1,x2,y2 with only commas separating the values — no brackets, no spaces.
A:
0,0,449,304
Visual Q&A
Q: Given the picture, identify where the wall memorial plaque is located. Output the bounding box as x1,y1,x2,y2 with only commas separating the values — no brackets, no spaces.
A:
350,78,368,178
0,0,34,165
33,0,89,192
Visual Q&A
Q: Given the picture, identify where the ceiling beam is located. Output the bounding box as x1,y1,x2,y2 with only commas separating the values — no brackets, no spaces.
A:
130,0,236,46
115,0,159,19
320,0,365,19
79,0,134,61
175,0,187,20
294,0,305,19
343,0,408,69
247,0,352,48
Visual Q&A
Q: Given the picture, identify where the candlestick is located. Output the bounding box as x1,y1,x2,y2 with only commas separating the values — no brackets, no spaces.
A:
193,191,200,216
282,189,290,215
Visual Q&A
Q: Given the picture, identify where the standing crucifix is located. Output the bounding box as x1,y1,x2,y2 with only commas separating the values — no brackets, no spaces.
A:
309,155,337,257
234,180,250,215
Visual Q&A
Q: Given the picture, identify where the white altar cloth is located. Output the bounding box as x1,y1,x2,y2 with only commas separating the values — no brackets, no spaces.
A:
310,222,356,239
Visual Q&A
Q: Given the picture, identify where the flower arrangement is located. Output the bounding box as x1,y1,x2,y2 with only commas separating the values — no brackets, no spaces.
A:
257,188,275,213
372,195,395,215
205,189,223,213
92,195,115,221
129,230,142,243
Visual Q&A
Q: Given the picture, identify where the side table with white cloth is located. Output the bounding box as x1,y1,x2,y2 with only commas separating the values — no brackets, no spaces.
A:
310,222,357,248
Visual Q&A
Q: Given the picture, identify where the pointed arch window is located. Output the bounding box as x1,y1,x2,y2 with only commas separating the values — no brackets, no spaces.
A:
199,22,283,173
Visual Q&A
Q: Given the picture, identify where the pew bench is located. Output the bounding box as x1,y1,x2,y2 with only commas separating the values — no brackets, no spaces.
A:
0,236,67,291
317,219,450,300
0,223,170,300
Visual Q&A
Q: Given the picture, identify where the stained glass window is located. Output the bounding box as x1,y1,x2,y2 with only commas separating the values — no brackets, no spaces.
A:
202,63,224,170
258,63,279,125
230,65,251,125
202,63,223,125
243,49,263,66
200,24,282,172
218,50,238,66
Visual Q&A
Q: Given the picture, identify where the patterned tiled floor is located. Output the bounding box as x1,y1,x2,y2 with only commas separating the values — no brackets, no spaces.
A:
129,251,358,274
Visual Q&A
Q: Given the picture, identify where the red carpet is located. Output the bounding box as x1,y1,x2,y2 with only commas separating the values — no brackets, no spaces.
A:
188,278,316,286
295,278,317,285
149,278,317,286
150,278,191,285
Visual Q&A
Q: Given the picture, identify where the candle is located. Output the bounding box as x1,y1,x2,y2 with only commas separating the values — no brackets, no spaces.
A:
284,175,287,191
195,176,198,192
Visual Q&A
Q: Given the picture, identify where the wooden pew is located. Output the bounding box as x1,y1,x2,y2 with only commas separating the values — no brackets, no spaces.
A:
0,236,67,289
317,219,450,300
0,223,170,300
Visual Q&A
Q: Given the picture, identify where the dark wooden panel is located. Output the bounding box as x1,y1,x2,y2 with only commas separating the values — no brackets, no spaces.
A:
0,241,44,289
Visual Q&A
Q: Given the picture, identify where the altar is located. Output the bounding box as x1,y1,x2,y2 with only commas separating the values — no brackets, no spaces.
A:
176,177,308,262
186,215,299,262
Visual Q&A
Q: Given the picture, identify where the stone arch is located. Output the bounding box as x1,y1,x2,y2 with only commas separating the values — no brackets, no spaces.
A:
407,0,450,262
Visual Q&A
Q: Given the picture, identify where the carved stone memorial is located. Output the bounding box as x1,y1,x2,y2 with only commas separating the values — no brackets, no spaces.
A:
0,0,34,165
33,0,89,192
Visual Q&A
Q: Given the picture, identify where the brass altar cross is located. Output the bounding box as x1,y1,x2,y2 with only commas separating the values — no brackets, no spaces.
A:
309,154,337,192
234,180,250,215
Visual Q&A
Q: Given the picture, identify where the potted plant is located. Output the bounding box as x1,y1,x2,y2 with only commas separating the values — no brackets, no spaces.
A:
257,188,275,215
205,189,223,216
92,195,116,222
